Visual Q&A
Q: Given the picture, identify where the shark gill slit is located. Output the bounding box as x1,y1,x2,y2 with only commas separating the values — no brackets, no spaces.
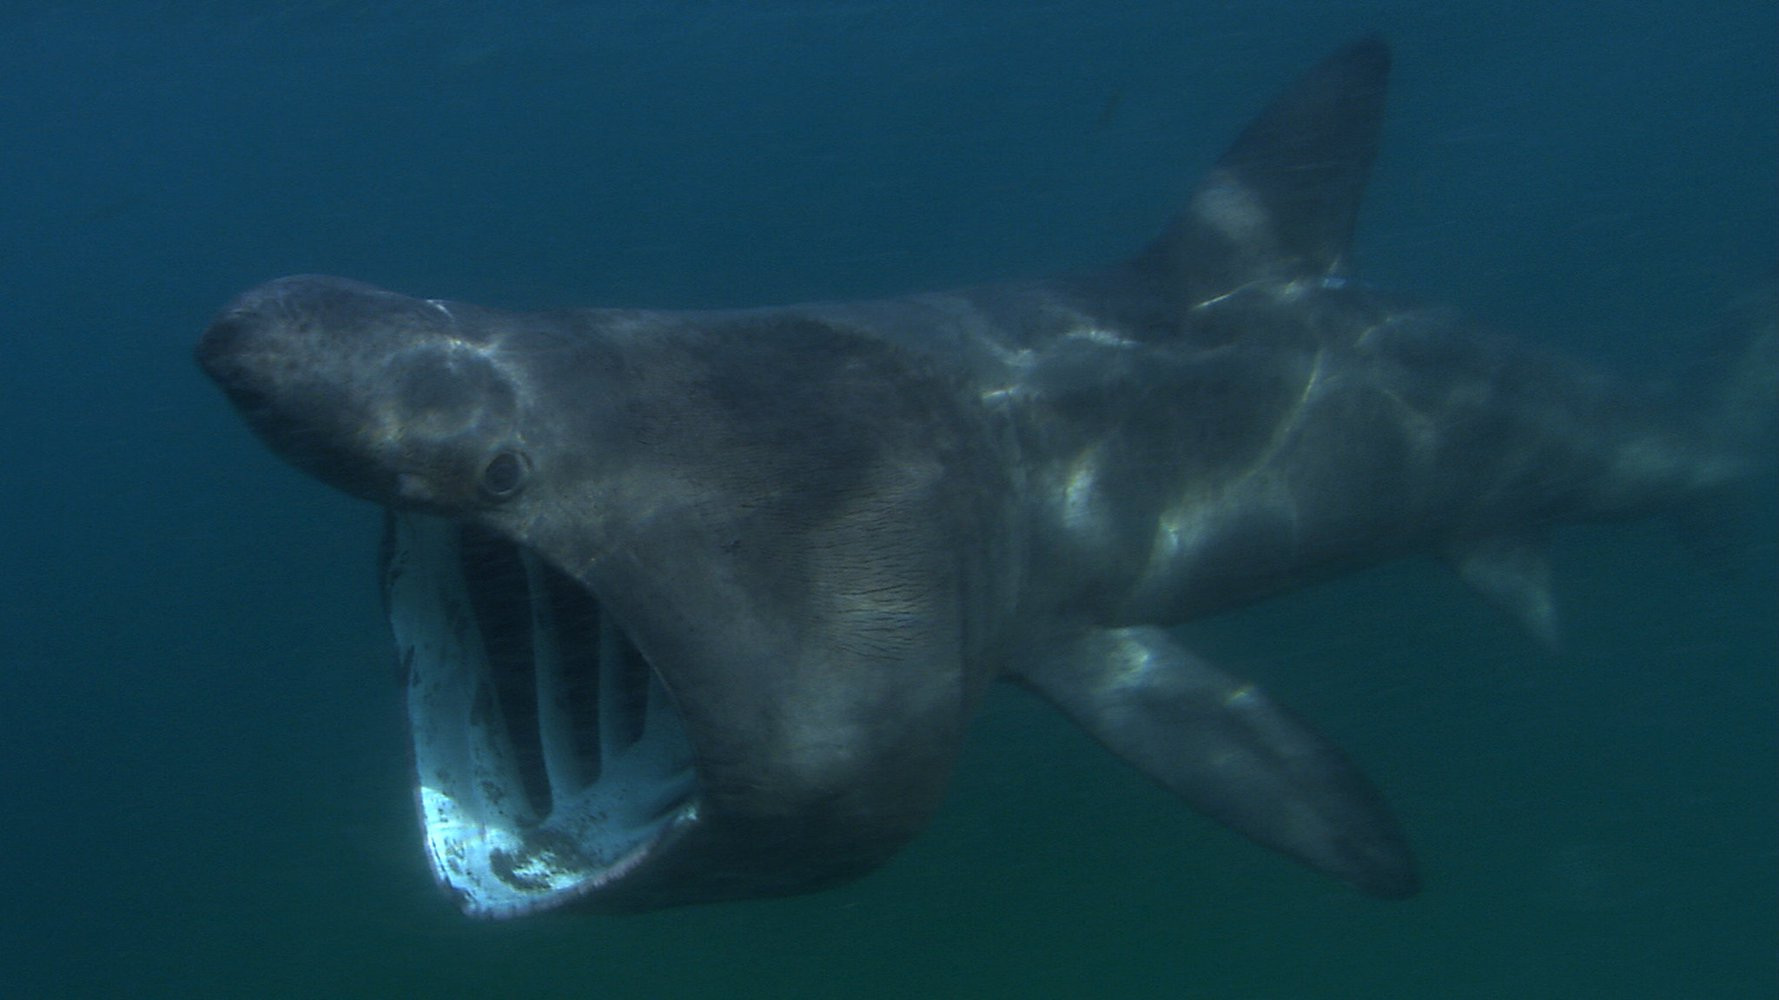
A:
456,523,659,826
458,524,555,822
535,558,606,792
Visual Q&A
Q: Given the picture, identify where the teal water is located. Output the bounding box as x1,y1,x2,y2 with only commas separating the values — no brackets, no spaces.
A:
2,2,1773,997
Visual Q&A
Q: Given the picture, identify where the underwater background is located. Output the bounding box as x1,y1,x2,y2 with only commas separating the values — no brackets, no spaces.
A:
2,1,1773,996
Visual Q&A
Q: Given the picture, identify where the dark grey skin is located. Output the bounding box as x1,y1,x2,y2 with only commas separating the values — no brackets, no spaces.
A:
196,38,1757,917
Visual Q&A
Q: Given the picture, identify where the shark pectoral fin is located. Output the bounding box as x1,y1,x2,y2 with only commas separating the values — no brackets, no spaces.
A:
1443,535,1561,648
1013,626,1417,899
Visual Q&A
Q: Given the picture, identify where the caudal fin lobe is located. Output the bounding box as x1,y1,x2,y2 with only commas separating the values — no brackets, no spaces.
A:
1672,280,1779,578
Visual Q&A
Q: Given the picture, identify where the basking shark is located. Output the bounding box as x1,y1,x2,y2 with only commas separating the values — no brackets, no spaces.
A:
196,38,1767,917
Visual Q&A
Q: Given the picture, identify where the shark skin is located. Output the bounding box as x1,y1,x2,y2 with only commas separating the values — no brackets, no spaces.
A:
195,37,1762,917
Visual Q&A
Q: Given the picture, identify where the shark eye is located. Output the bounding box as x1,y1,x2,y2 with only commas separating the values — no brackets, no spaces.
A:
479,450,528,500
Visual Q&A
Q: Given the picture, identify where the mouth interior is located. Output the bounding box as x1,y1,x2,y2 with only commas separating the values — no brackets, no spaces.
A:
384,514,698,918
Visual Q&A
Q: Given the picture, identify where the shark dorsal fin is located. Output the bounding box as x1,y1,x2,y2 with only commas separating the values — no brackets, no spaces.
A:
1146,36,1391,312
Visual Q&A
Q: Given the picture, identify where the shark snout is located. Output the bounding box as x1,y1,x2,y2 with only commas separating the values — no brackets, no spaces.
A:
194,282,397,501
194,309,270,406
197,300,313,451
194,275,339,401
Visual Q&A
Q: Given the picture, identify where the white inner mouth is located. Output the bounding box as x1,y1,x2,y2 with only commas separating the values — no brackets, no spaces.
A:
384,514,698,918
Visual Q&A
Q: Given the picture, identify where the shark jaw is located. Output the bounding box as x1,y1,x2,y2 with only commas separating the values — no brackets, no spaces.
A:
383,513,700,918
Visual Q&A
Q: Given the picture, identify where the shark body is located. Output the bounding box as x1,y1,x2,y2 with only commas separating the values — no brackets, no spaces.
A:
196,38,1759,917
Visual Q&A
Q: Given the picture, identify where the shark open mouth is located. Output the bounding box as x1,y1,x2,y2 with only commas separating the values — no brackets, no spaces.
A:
382,513,700,918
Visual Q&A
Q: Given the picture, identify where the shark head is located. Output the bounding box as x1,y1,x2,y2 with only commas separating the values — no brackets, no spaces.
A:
197,275,1004,915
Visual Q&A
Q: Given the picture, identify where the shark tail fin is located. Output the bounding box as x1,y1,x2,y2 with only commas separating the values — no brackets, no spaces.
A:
1138,35,1390,316
1700,281,1779,459
1671,280,1779,578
